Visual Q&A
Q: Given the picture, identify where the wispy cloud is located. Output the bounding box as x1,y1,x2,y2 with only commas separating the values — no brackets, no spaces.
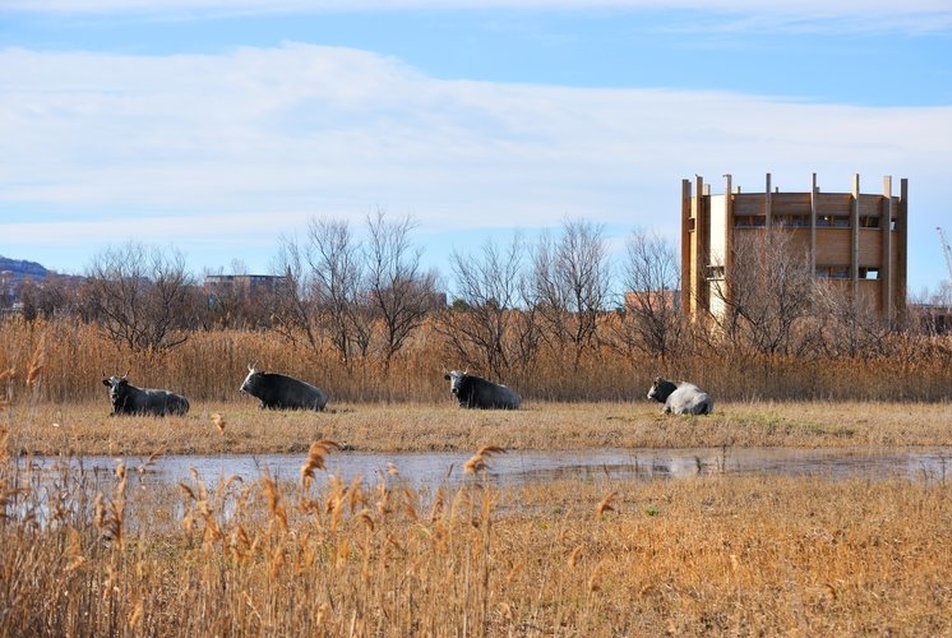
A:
5,1,952,34
2,42,950,284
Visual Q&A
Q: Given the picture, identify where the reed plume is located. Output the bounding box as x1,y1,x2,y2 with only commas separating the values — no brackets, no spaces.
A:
300,439,341,488
595,491,617,519
26,336,46,389
464,445,506,475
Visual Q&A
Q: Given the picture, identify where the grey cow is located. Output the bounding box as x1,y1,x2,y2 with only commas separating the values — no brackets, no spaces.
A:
647,377,714,415
444,370,521,410
239,365,328,411
102,374,190,416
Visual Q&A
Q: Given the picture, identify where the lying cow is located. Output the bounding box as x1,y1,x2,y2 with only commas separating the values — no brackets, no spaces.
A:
647,377,714,415
444,370,521,410
239,365,328,411
102,373,190,416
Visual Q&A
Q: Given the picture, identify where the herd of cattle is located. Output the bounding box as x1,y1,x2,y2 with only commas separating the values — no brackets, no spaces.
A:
102,366,714,417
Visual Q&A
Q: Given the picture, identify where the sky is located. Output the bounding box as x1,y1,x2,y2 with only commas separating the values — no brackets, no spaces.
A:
1,1,951,298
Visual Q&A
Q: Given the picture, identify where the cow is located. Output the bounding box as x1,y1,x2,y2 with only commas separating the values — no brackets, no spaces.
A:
647,377,714,415
239,365,328,411
444,370,521,410
102,373,190,416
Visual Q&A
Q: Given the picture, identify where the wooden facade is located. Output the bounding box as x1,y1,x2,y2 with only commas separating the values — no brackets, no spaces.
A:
681,173,908,323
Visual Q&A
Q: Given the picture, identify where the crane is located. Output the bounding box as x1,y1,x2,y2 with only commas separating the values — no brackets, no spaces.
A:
938,226,952,285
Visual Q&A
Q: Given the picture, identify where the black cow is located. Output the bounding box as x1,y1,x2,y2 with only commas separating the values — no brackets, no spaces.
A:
102,374,190,416
647,377,714,415
444,370,521,410
239,365,328,411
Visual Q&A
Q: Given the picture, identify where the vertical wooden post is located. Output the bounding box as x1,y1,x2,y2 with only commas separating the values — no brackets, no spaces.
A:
723,174,733,309
809,173,817,278
897,178,909,323
681,178,692,319
850,173,860,301
882,176,893,322
764,173,772,228
694,175,707,317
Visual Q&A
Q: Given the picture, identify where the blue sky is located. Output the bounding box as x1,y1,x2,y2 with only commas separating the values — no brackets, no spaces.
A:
2,1,951,298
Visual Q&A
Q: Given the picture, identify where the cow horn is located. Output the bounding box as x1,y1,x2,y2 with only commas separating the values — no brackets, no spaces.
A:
122,370,130,380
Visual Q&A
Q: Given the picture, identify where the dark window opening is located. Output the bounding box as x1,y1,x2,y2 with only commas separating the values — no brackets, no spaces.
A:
734,215,766,228
816,266,850,279
816,215,851,228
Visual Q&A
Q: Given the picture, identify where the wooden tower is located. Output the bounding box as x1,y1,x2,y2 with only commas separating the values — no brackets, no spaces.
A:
681,173,908,324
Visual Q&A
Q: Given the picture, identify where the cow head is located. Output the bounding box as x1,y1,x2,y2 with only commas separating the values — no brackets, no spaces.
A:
444,370,467,397
647,376,677,403
102,372,131,406
240,363,263,395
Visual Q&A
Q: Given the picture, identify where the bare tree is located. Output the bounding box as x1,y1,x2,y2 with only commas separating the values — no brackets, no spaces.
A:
709,229,815,356
614,229,683,360
811,281,893,358
364,211,438,368
85,242,194,352
437,235,533,378
530,219,611,367
271,237,322,352
305,217,372,366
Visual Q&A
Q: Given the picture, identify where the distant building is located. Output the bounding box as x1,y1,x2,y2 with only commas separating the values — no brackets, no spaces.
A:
366,286,447,311
623,289,680,312
204,274,289,300
681,173,908,324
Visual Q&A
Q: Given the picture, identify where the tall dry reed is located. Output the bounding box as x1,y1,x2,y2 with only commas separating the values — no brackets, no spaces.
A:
1,446,951,636
1,315,952,405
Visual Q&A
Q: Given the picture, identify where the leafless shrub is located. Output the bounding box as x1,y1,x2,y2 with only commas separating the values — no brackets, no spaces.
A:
436,235,539,380
530,219,611,368
611,229,683,361
84,242,195,353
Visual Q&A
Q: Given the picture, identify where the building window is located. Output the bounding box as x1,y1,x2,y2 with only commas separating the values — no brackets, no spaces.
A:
707,266,725,280
817,215,850,228
775,215,809,228
816,266,850,279
860,216,881,228
859,267,880,280
734,215,766,228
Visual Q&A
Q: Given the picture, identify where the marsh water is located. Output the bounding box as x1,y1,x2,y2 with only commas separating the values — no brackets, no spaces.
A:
21,446,952,489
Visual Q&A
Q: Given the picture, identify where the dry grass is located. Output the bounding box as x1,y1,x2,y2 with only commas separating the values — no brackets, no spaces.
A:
1,449,950,636
3,316,952,406
5,399,952,457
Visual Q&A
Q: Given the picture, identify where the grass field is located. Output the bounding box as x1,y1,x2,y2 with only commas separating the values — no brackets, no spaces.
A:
1,444,950,636
4,399,952,457
5,387,952,634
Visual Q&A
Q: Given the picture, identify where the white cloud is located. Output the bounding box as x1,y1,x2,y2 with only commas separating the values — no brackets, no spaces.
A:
1,42,950,288
5,1,952,34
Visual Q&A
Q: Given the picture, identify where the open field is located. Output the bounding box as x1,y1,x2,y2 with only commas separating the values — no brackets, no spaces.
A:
1,449,950,636
4,399,952,456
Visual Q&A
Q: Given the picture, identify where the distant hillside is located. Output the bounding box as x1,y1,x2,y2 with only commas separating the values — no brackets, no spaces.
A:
0,255,50,280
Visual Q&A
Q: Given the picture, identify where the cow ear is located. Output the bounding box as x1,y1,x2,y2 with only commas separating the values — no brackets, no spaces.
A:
443,373,451,380
102,378,111,387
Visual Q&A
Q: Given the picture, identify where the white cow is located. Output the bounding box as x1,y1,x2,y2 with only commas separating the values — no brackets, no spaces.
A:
647,377,714,415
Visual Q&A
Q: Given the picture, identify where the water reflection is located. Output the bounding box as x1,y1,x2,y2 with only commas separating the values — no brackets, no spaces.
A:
21,446,952,488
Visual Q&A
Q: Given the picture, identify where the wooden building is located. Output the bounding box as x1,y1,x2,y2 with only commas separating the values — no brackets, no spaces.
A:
681,173,908,323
